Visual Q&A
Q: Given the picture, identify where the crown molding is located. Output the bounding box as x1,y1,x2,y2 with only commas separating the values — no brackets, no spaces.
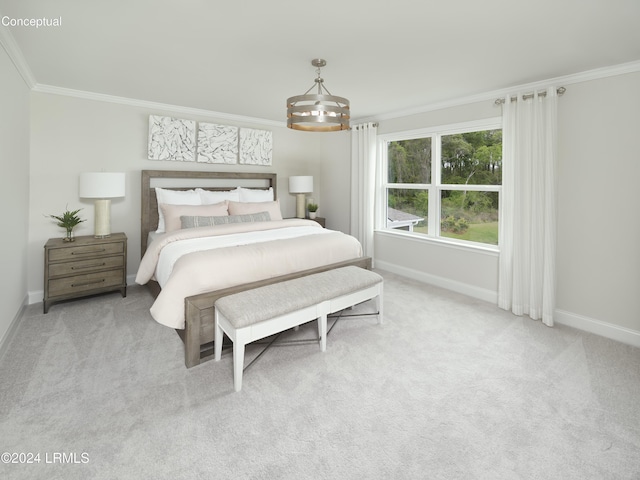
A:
32,83,287,128
355,59,640,123
4,11,639,130
0,22,37,88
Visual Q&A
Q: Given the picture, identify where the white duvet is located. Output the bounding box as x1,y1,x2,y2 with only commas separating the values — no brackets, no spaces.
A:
153,225,334,287
135,219,363,329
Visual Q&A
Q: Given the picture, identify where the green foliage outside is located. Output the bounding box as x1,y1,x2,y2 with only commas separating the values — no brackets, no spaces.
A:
441,222,499,244
412,222,498,245
388,130,502,245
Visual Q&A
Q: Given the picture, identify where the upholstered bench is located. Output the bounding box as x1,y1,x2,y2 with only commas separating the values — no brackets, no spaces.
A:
214,266,383,391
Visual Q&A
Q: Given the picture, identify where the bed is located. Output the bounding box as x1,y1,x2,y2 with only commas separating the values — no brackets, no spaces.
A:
137,169,371,368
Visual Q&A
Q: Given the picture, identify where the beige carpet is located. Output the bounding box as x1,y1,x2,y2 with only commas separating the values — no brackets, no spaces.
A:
1,270,639,479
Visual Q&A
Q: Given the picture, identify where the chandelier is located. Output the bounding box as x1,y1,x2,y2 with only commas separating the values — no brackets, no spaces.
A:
286,59,350,132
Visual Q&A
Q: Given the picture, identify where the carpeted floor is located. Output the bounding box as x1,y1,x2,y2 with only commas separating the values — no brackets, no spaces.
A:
1,270,639,480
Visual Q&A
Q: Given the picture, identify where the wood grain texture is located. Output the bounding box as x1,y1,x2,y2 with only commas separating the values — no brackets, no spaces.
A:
43,233,127,313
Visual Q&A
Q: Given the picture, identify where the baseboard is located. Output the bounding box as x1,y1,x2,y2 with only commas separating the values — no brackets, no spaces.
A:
375,260,640,349
374,259,498,304
0,295,27,362
555,309,640,349
28,289,42,305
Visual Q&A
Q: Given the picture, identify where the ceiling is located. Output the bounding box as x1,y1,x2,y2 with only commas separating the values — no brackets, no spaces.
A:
2,0,640,123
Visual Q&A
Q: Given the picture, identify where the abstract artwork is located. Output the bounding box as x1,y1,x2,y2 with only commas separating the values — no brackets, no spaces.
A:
197,123,238,164
148,115,196,162
239,128,273,166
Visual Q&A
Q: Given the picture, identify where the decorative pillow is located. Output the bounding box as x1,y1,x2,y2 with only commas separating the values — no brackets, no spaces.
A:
159,202,229,232
197,187,240,204
155,188,201,233
181,211,271,229
227,200,283,220
238,186,274,202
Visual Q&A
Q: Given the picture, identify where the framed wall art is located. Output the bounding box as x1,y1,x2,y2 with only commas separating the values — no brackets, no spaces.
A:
197,123,238,164
148,115,196,162
239,128,273,166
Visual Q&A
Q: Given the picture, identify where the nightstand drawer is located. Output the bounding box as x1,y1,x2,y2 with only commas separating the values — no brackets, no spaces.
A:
48,242,124,262
48,255,124,278
48,270,125,297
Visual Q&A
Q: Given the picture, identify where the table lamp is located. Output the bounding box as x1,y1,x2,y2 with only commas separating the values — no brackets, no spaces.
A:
79,172,125,237
289,176,313,218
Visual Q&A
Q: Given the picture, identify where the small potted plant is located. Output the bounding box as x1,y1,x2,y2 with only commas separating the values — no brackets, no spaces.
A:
47,206,85,242
307,203,319,219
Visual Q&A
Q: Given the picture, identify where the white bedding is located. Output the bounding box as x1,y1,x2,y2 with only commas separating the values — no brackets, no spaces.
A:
147,230,162,247
154,225,334,287
135,219,363,329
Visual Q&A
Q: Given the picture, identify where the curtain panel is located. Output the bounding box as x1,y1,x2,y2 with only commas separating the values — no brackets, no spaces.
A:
498,88,558,326
350,122,378,261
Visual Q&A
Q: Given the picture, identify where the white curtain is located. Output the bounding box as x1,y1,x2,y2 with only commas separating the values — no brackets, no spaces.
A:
350,122,378,260
498,88,558,326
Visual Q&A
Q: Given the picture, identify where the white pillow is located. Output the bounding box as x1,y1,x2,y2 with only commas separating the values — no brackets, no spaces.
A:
197,187,240,204
227,200,282,220
159,202,229,233
238,186,274,202
155,188,201,233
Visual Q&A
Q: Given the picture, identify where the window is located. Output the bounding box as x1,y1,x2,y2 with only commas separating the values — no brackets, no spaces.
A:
381,120,502,247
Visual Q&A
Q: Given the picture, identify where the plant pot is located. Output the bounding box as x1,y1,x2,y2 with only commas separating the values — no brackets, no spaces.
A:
64,230,75,242
309,212,317,219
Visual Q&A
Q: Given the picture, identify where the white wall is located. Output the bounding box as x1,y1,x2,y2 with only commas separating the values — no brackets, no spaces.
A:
319,130,351,233
0,44,30,349
320,71,640,345
27,92,322,298
555,71,640,334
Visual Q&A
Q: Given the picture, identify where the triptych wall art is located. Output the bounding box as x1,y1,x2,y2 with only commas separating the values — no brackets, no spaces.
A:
147,115,273,166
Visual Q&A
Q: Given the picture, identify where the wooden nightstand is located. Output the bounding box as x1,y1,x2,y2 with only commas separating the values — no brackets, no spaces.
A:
308,216,325,227
43,232,127,313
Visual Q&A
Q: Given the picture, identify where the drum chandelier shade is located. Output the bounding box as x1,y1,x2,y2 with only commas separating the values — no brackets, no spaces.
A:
287,59,350,132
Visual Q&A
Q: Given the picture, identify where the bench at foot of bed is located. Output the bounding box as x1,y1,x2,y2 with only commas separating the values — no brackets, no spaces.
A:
180,257,372,368
214,266,383,392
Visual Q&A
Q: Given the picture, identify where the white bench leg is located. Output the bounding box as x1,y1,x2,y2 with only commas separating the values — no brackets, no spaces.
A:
214,311,224,361
318,314,327,352
233,341,245,392
376,283,384,324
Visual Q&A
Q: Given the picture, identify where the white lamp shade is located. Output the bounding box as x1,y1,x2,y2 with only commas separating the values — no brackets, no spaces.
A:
79,172,126,199
289,176,313,194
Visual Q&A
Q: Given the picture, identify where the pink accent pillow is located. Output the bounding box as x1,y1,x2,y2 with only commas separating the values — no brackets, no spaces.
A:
227,200,282,220
160,202,229,232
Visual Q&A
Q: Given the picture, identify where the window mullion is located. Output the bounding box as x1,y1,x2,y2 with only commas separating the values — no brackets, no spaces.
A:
429,134,441,237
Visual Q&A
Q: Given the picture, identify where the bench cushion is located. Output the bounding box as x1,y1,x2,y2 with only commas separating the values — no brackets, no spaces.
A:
215,266,382,328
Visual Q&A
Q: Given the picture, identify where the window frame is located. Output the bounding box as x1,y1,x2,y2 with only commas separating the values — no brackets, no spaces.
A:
378,118,502,251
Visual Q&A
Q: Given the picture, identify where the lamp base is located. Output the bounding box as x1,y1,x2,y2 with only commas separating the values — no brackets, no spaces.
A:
295,193,306,219
94,199,112,238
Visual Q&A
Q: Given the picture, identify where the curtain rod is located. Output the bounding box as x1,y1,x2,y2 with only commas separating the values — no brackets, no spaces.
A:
353,123,379,130
494,86,566,105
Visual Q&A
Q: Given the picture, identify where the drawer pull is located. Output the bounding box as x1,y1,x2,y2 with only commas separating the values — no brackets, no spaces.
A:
71,262,106,270
71,248,107,255
71,279,105,288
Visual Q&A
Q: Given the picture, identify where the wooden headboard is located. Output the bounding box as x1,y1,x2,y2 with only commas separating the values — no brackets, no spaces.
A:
141,170,277,257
